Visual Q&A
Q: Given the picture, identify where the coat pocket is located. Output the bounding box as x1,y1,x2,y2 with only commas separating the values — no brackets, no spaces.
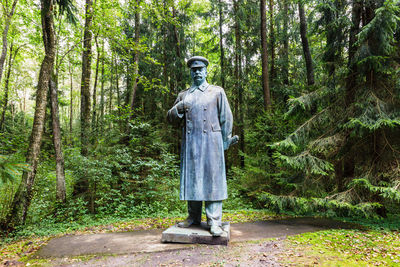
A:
211,123,221,132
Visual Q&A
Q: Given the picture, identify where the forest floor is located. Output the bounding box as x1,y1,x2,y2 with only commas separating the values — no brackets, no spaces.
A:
1,211,400,266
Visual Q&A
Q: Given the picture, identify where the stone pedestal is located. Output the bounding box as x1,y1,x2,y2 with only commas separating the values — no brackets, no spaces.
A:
161,222,230,245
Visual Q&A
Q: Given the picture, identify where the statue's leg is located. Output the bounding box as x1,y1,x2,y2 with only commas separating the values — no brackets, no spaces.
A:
205,201,222,226
205,201,223,236
188,200,202,224
177,201,202,227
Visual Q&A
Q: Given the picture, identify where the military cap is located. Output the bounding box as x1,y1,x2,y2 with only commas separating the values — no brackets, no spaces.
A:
187,56,209,68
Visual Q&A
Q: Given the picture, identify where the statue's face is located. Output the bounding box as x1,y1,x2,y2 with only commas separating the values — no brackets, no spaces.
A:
191,66,207,86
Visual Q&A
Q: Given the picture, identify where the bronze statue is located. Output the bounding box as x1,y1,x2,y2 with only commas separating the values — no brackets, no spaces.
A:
167,56,238,236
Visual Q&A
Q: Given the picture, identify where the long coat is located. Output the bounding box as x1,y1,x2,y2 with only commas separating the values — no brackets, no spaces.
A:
167,82,233,201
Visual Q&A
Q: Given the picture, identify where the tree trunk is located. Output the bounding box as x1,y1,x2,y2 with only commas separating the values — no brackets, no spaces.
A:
68,60,73,135
109,55,113,116
0,43,23,131
345,0,362,106
80,0,93,157
115,57,120,115
233,0,244,167
364,1,377,88
172,4,183,93
49,78,66,203
0,43,13,131
218,0,225,89
260,0,271,110
298,2,315,86
128,0,140,124
282,0,289,85
75,0,93,198
0,0,18,85
92,35,100,132
324,2,336,78
100,42,105,132
269,0,275,80
4,0,55,229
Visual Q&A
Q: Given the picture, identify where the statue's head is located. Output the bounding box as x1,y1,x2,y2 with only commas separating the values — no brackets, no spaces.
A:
187,56,209,86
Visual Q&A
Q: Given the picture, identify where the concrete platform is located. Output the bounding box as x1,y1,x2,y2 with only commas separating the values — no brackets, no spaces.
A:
162,222,230,245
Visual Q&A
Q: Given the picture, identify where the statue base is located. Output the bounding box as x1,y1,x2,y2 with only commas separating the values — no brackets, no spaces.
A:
161,222,230,245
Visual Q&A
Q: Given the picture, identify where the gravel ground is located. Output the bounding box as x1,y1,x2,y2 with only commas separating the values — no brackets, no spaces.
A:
44,238,286,267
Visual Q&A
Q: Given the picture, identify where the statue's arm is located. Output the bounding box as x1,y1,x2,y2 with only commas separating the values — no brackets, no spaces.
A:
167,93,185,125
218,89,234,150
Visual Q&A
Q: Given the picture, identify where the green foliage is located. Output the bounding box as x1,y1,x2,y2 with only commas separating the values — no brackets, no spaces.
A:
0,155,29,185
2,0,400,234
343,90,400,133
348,178,400,203
273,151,334,176
266,0,400,218
257,192,382,219
55,0,78,24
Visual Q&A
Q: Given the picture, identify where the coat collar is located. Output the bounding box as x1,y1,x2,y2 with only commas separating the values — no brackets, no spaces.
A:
189,81,209,93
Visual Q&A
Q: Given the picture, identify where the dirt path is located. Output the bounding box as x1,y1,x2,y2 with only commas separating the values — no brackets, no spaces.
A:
42,239,286,266
32,217,358,266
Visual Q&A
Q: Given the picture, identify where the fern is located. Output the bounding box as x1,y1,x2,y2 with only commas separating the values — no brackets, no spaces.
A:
344,90,400,133
274,151,334,176
0,155,29,185
257,192,382,219
348,178,400,202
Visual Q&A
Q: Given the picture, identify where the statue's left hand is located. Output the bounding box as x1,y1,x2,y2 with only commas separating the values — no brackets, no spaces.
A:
230,135,239,145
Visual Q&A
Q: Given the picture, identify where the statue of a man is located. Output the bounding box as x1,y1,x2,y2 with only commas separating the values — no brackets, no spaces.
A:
167,56,237,236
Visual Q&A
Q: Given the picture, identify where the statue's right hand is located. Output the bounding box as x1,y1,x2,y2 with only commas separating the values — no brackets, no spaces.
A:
176,101,185,114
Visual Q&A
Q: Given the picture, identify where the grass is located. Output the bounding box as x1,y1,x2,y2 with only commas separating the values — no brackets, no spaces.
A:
280,228,400,266
276,214,400,266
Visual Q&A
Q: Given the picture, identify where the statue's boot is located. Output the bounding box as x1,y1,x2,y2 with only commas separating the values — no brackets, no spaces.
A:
210,225,223,237
177,218,200,228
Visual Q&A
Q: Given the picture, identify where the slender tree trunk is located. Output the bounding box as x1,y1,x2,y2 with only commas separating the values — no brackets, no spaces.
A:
80,0,93,157
269,0,275,80
233,0,244,167
218,0,225,89
125,61,130,107
1,43,24,130
172,4,183,92
49,77,66,203
75,0,93,198
260,0,271,110
0,0,18,85
345,0,362,106
336,0,362,193
282,0,289,85
324,2,336,79
4,0,55,229
100,42,105,132
364,1,377,88
128,0,140,124
109,55,113,116
0,43,13,130
92,35,100,131
162,1,171,111
68,60,73,135
115,57,120,115
298,1,314,86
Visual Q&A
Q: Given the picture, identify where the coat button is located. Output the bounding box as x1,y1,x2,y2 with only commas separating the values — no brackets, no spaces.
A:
204,107,207,110
203,130,207,133
188,131,191,134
